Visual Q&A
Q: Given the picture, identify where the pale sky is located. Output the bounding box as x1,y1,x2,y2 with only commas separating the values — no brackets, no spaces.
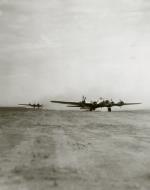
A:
0,0,149,108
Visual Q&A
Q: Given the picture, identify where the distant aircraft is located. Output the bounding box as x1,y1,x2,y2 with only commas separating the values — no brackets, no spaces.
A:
18,103,43,109
51,97,141,112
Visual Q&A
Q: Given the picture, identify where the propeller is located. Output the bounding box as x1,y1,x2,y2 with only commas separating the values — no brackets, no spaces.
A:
110,99,114,104
98,97,104,103
119,99,124,104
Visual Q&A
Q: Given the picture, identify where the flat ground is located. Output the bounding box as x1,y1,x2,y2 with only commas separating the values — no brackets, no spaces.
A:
0,109,150,190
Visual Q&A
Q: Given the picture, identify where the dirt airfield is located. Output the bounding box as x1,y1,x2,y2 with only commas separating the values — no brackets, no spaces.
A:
0,109,150,190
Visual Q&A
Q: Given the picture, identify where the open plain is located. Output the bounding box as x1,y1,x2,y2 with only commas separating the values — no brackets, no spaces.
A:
0,109,150,190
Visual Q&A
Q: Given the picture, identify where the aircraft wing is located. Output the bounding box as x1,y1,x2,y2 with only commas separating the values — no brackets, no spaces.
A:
123,103,141,105
51,100,80,105
18,104,30,106
51,100,85,106
51,100,92,107
113,102,141,107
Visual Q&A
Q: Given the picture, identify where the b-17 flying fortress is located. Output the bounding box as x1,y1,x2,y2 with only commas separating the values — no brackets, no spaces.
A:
18,103,43,109
51,96,141,112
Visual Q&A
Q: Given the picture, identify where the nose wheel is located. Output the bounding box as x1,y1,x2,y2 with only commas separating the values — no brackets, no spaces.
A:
108,107,111,112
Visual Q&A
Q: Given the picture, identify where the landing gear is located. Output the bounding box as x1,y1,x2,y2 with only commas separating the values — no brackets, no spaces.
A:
89,107,95,111
108,107,111,112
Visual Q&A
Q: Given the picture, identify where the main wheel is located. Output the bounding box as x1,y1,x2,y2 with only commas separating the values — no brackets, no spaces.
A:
108,107,111,112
